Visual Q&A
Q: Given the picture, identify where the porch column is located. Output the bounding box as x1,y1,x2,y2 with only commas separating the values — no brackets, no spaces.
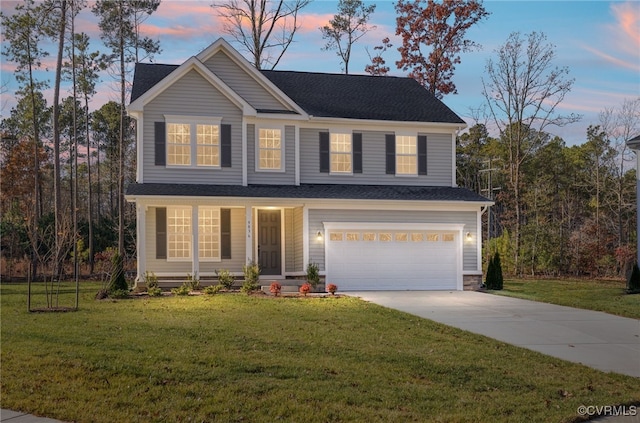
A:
627,135,640,264
192,206,199,276
245,206,253,263
135,202,146,287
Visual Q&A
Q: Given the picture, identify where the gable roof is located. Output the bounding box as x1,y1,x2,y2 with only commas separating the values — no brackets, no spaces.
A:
126,183,490,203
131,64,465,124
261,70,465,124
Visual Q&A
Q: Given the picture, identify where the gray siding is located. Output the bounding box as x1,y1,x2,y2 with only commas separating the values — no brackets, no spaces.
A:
284,207,304,272
300,128,452,186
307,209,477,271
247,124,296,185
143,69,243,184
204,51,287,111
146,206,246,275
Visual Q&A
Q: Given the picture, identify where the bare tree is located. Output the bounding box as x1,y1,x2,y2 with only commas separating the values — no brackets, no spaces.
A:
482,31,581,274
320,0,376,74
214,0,311,70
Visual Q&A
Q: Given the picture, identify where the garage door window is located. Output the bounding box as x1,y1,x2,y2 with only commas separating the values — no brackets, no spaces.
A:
379,233,392,242
330,232,343,241
395,233,408,242
346,232,359,241
363,232,376,241
411,233,424,242
443,233,455,242
427,233,439,242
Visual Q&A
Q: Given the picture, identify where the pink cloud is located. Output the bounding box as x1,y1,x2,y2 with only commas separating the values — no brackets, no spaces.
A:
612,2,640,46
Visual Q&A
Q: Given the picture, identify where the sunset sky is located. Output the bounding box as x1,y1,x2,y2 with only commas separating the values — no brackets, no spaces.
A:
1,0,639,145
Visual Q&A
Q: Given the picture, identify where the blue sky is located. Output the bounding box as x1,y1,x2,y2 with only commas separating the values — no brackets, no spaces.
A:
1,0,639,145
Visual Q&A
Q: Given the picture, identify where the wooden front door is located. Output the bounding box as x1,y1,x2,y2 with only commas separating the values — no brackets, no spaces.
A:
258,210,281,275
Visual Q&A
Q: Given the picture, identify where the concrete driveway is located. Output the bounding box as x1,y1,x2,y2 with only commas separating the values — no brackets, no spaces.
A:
348,291,640,378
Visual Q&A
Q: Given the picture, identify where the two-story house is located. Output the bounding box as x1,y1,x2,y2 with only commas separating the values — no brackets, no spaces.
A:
125,38,492,291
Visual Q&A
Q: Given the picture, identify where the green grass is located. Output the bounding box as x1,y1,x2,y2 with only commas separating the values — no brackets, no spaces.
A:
493,279,640,319
1,282,638,423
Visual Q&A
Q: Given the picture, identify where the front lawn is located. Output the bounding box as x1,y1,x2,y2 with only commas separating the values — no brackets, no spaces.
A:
493,279,640,319
1,282,638,423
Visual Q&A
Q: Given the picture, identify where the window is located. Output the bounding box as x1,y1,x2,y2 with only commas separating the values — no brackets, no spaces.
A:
165,116,221,167
395,233,408,242
379,233,392,242
411,233,424,242
346,232,360,241
442,233,455,242
363,232,376,241
167,123,191,166
331,133,352,173
168,207,192,260
197,124,220,166
396,135,417,175
198,208,220,261
330,232,344,241
427,233,439,242
258,128,282,170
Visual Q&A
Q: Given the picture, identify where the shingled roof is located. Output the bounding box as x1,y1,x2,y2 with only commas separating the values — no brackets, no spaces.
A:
130,63,465,124
126,183,489,202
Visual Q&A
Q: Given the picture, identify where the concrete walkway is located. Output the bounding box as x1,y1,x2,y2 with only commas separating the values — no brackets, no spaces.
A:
348,291,640,377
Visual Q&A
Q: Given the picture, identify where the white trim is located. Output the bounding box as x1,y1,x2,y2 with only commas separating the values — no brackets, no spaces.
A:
130,111,144,182
135,203,146,284
255,124,286,173
245,206,253,263
476,208,483,273
192,206,199,274
242,117,248,186
303,117,465,133
302,205,310,268
295,125,300,185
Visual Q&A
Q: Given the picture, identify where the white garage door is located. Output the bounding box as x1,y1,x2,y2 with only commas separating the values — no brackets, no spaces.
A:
325,225,461,291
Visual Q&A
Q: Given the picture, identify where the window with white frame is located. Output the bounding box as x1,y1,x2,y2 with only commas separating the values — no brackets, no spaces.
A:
258,128,282,170
167,207,192,260
198,207,220,261
197,124,220,166
330,133,352,173
166,116,221,167
396,135,417,175
167,123,191,166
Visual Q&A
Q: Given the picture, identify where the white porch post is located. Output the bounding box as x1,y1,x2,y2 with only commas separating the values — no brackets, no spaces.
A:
135,202,146,287
627,135,640,265
245,206,253,264
192,206,199,276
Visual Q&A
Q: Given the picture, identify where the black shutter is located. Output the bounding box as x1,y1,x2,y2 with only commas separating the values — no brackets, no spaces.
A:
418,135,427,175
353,133,363,174
156,207,167,259
154,122,166,166
221,208,231,260
221,124,232,167
319,132,330,173
385,134,395,174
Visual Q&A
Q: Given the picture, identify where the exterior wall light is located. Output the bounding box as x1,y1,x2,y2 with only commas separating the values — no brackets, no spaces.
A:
466,232,472,241
317,231,323,241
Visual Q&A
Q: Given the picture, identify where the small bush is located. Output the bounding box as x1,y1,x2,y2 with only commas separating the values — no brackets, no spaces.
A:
216,268,235,290
171,283,191,296
144,271,159,290
299,283,311,296
327,283,338,295
204,284,224,295
627,263,640,293
185,273,200,291
110,289,130,299
486,252,503,290
109,253,128,294
147,287,163,297
306,262,320,288
241,261,260,294
270,282,282,296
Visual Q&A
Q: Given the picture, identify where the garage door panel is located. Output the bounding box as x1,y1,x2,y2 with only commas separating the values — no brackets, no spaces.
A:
326,228,459,291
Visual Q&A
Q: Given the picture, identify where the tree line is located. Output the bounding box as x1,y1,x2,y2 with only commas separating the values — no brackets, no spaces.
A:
1,0,638,283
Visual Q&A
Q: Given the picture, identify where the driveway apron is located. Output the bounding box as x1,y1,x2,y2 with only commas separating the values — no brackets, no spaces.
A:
348,291,640,378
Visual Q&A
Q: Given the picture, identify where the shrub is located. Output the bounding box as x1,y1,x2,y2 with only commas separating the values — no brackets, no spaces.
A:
147,287,163,297
327,283,338,295
306,262,320,288
109,253,128,294
627,263,640,293
109,289,130,299
299,283,311,296
204,284,224,295
216,268,235,290
171,283,191,296
185,273,200,291
486,252,504,290
241,261,260,294
270,282,282,296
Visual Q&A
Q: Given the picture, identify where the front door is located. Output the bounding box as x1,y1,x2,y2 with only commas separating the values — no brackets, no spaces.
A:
258,210,281,275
